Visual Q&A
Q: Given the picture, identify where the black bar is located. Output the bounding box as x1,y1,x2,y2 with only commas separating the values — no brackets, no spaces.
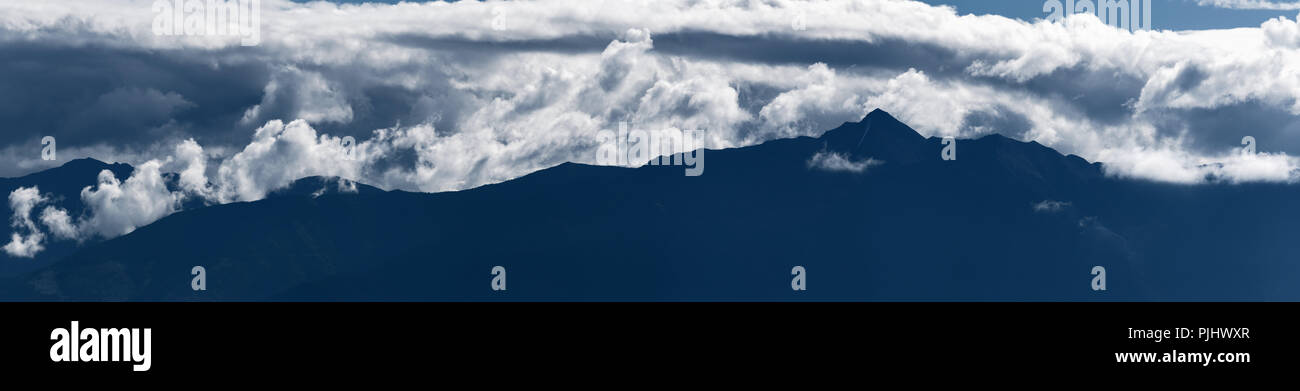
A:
0,302,1289,378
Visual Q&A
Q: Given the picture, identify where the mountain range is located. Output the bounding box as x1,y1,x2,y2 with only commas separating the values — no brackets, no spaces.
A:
2,109,1297,301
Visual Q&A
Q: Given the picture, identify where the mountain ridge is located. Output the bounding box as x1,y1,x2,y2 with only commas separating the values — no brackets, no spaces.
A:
3,109,1298,300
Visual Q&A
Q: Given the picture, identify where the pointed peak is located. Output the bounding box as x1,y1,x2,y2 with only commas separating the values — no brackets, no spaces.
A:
863,108,896,122
858,108,925,143
814,109,928,163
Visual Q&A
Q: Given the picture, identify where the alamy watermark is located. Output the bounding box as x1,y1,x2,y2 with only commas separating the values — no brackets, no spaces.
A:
342,136,357,161
41,136,56,161
491,6,508,31
50,321,152,372
152,0,261,46
491,266,507,291
791,266,807,291
595,123,706,176
791,9,807,31
1044,0,1152,32
192,265,207,291
1092,265,1107,291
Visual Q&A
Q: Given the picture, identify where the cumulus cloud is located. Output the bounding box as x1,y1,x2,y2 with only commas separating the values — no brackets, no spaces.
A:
172,138,214,199
760,63,872,139
240,66,355,126
39,207,78,241
3,187,48,258
1263,12,1300,46
77,161,181,238
215,119,364,201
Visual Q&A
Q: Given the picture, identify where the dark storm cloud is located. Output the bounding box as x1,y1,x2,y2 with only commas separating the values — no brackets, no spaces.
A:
1149,101,1300,154
0,42,267,150
652,31,966,74
0,40,477,161
963,65,1148,127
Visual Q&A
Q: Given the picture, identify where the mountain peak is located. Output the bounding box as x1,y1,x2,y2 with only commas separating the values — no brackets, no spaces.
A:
860,109,925,142
817,109,928,162
863,108,894,121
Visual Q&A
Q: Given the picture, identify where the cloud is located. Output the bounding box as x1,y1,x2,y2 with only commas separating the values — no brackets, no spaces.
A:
240,66,355,126
807,150,883,173
1197,1,1300,11
3,187,47,258
172,138,214,199
77,161,181,238
759,63,871,139
1,0,1300,191
309,177,360,198
1098,146,1300,183
39,207,78,241
1264,12,1300,46
214,119,364,202
4,156,198,256
1032,200,1072,213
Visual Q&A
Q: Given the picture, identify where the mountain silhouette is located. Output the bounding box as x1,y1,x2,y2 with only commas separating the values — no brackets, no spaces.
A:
3,109,1299,300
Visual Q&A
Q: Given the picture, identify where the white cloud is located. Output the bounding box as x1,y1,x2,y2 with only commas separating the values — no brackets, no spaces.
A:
864,68,987,138
240,66,354,126
77,160,181,238
1264,12,1300,46
172,138,213,199
39,207,78,241
215,119,364,202
3,187,47,258
807,150,883,173
760,63,871,140
6,158,193,257
1098,146,1300,183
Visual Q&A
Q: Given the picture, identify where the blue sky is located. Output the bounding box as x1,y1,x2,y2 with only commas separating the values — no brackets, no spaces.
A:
919,0,1300,30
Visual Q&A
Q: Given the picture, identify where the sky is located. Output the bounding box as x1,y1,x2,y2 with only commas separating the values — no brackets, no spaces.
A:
920,0,1300,30
3,0,1300,255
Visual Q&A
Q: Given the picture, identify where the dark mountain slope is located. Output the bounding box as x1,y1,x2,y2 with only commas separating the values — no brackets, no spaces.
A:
5,110,1298,301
